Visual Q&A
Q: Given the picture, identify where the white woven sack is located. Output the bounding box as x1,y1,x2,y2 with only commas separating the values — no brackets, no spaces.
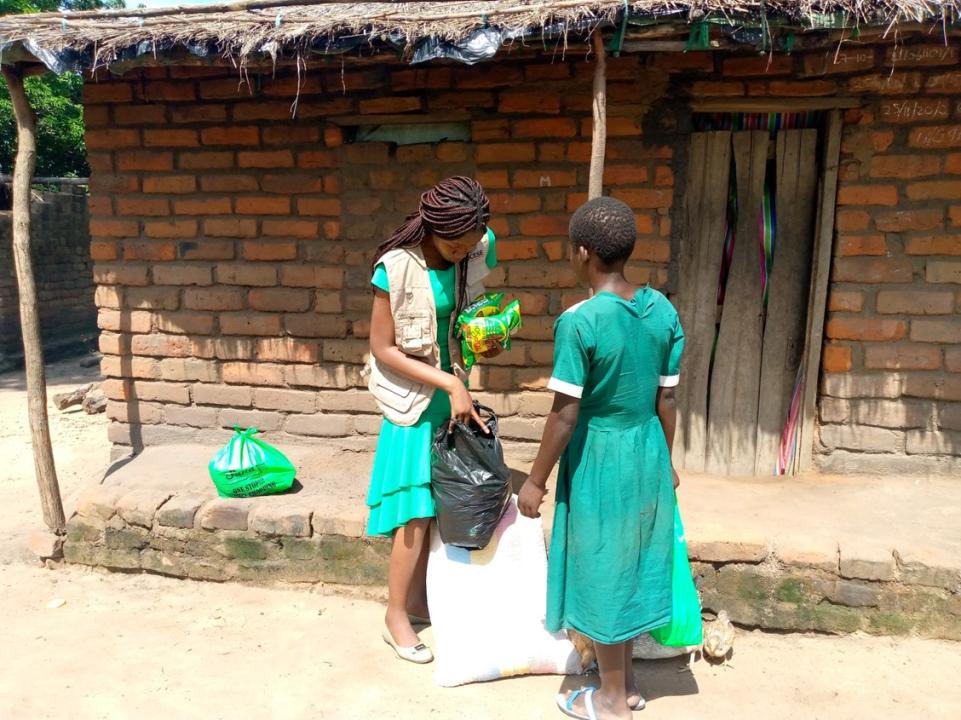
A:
427,495,582,687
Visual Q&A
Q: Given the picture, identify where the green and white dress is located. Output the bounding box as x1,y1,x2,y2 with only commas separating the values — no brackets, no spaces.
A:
545,287,685,644
365,232,497,537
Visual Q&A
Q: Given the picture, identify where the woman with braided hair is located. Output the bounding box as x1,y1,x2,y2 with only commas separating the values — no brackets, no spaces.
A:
366,176,499,663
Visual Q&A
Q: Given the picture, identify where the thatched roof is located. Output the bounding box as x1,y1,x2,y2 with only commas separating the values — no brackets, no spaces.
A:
0,0,957,73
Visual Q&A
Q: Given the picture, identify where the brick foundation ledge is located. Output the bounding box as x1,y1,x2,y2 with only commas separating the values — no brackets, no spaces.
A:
63,445,961,640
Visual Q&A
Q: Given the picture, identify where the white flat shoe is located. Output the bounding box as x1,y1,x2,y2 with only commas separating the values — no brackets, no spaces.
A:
382,624,433,664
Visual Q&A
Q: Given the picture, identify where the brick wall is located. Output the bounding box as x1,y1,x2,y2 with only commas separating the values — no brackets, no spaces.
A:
85,44,961,474
0,190,96,370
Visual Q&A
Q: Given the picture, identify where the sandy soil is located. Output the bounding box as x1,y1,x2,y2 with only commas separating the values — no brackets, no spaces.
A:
1,359,960,720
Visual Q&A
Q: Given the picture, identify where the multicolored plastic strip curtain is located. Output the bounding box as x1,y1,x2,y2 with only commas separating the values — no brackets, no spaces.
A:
695,111,821,475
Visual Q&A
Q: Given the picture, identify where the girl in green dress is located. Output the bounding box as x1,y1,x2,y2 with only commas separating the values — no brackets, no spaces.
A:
367,177,497,664
519,197,684,720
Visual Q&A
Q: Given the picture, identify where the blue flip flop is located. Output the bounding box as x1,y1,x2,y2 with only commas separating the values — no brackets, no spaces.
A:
556,687,599,720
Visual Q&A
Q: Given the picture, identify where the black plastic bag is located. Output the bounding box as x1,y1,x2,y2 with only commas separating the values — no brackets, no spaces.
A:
431,402,512,550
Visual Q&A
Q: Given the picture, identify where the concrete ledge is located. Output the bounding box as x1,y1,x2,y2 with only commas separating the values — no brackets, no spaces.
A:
62,445,961,640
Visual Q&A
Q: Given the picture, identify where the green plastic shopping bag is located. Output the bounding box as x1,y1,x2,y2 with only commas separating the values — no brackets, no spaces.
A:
650,497,704,647
208,426,296,498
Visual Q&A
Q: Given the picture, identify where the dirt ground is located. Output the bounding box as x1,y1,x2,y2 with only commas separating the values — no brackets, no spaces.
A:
2,358,961,720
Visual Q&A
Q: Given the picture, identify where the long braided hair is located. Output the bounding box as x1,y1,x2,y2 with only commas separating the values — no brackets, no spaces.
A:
372,176,490,315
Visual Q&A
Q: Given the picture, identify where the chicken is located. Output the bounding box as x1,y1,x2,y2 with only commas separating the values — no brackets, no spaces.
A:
702,610,736,665
568,629,596,670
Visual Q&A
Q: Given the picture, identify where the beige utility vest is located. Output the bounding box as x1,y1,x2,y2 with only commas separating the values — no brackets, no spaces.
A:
367,233,491,427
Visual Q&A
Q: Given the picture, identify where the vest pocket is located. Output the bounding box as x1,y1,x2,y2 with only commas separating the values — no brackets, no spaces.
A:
396,310,433,356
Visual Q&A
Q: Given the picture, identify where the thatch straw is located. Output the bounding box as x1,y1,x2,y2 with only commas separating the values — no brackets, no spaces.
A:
0,0,956,71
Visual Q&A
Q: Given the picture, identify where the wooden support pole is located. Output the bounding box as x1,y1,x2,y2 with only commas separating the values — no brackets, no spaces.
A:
1,64,66,533
588,30,607,200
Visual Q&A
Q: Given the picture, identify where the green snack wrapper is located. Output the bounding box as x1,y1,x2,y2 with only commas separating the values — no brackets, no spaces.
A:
458,298,523,371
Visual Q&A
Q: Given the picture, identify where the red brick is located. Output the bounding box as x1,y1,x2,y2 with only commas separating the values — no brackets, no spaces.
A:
951,207,961,228
907,181,961,200
472,119,510,142
612,188,673,210
154,312,216,336
236,197,290,215
435,143,468,163
115,197,169,217
94,264,150,287
910,319,961,343
488,193,541,214
926,70,961,93
836,185,899,206
297,150,338,169
344,143,390,165
222,363,285,387
174,198,232,216
216,264,277,287
875,209,943,233
204,218,258,238
865,344,942,370
263,126,320,146
143,81,195,101
926,261,961,283
99,309,152,334
653,52,715,73
946,154,961,175
475,143,536,164
233,101,297,121
511,118,578,139
83,82,133,104
877,290,955,315
836,235,888,257
631,240,671,263
904,236,961,255
467,170,506,192
723,55,794,76
455,64,523,89
297,198,342,216
260,174,324,194
247,288,312,313
879,98,950,124
886,44,961,67
200,175,258,193
870,155,940,179
510,264,577,288
261,220,318,239
947,349,961,373
566,192,588,213
90,219,138,238
201,126,260,146
242,241,297,261
498,91,561,114
117,151,173,172
691,81,744,97
908,125,961,149
903,375,961,401
143,129,199,148
849,72,922,94
821,345,852,373
497,240,539,261
825,317,907,341
86,153,113,172
602,165,649,185
358,96,422,114
836,210,871,232
655,166,674,187
828,290,864,313
122,241,177,263
171,104,228,123
238,150,295,169
153,265,212,287
524,63,572,81
512,169,577,189
257,338,322,364
143,175,197,194
280,265,344,289
143,220,198,241
178,151,235,170
85,128,139,150
833,258,914,283
112,105,164,125
802,49,876,76
183,288,243,311
177,240,234,261
220,313,283,336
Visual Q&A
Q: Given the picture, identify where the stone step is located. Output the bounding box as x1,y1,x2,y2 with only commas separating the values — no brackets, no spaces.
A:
62,444,961,640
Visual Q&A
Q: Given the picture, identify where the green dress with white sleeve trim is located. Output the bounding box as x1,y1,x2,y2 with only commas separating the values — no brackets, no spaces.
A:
545,287,685,644
365,230,496,537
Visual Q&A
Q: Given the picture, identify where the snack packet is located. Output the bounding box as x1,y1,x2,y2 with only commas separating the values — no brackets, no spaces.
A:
456,294,522,370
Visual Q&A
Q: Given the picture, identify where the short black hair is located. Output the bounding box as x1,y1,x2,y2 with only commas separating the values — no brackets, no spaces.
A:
568,196,636,265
